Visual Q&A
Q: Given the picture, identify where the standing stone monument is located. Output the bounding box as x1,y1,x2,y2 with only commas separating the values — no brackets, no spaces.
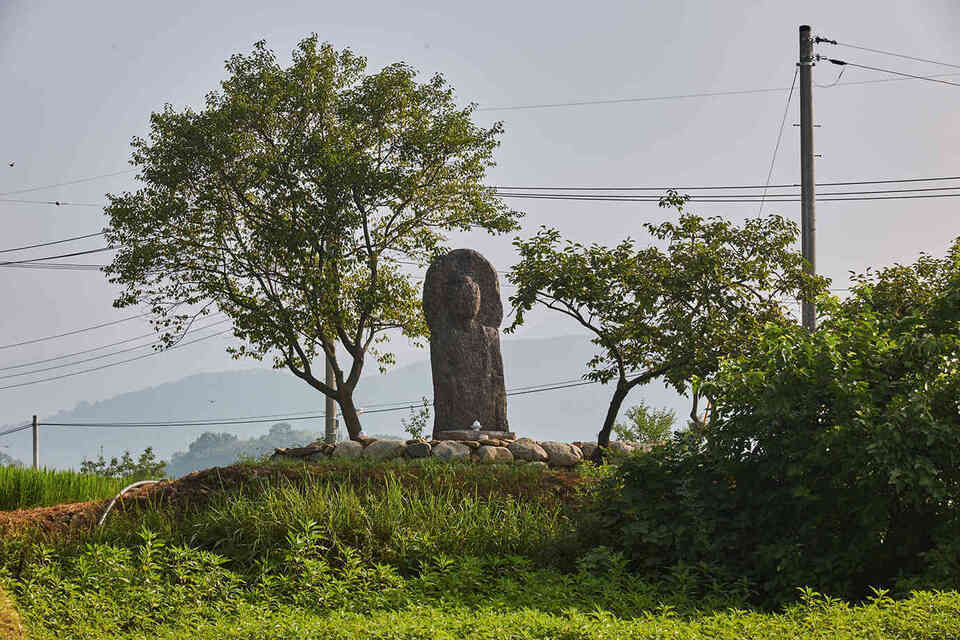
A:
423,249,513,441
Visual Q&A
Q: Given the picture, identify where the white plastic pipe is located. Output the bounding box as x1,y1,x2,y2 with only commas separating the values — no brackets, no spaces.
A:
97,479,161,527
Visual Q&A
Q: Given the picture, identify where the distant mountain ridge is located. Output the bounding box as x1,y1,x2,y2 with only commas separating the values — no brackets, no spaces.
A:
3,334,687,469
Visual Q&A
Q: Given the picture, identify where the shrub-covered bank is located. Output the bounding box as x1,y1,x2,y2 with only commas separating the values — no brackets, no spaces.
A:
1,458,959,638
589,240,960,606
6,524,960,639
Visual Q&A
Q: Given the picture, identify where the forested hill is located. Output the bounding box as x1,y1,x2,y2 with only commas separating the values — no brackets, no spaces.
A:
2,335,687,470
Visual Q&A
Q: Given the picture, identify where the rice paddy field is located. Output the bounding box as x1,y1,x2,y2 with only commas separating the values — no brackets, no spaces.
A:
0,466,128,511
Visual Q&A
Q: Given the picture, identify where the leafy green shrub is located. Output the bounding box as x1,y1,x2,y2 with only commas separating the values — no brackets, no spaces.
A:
400,397,431,440
80,446,166,480
613,402,676,442
594,240,960,605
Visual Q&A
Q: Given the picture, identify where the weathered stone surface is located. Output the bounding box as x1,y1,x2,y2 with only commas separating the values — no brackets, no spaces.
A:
508,439,549,462
540,441,583,467
332,441,363,458
424,249,508,439
306,449,331,462
356,436,377,447
436,429,516,441
404,441,432,459
432,441,471,460
462,441,481,450
579,442,599,460
363,439,405,460
277,445,323,458
475,445,513,464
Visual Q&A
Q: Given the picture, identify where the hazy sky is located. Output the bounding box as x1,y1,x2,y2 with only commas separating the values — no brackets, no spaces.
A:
1,0,958,431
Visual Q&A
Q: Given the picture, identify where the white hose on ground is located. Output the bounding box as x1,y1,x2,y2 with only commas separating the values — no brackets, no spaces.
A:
97,479,161,528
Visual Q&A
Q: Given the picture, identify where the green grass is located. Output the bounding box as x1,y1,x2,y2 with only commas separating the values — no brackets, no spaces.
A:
71,595,960,640
2,459,959,639
0,465,129,511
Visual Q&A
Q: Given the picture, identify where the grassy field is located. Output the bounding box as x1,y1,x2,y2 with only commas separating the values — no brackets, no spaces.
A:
0,459,957,639
0,466,129,511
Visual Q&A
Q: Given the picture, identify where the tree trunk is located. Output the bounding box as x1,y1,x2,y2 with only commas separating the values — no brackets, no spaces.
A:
337,391,364,441
597,380,631,448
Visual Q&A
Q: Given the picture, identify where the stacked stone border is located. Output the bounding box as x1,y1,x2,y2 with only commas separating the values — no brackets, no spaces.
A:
273,436,662,468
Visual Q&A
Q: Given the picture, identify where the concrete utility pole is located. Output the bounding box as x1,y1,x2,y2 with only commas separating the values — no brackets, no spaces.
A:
32,415,38,470
799,25,817,330
324,349,337,444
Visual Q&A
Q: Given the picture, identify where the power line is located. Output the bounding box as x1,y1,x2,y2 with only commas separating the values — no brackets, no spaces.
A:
0,424,32,438
494,175,960,191
474,68,960,112
504,185,960,197
0,318,230,380
0,246,114,266
0,329,231,391
5,181,960,224
38,377,601,428
0,232,105,255
759,66,799,214
476,86,792,111
494,191,960,202
0,312,151,351
0,315,225,372
0,199,103,207
826,40,960,71
0,263,104,271
821,57,960,88
0,169,135,197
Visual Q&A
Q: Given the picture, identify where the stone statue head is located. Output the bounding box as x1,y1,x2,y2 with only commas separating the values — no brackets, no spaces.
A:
423,249,503,331
450,276,481,326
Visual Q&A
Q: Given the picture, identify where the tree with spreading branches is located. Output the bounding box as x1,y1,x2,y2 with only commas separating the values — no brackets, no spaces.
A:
506,194,827,449
103,36,521,440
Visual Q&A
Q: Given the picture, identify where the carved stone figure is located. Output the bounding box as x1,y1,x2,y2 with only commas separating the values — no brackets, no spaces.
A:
423,249,509,439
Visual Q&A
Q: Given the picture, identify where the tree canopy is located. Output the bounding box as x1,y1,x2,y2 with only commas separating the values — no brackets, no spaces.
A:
507,194,827,447
103,36,521,439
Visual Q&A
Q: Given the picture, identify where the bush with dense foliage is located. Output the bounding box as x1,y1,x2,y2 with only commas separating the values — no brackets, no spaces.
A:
79,446,166,480
613,402,676,442
593,239,960,605
507,200,828,446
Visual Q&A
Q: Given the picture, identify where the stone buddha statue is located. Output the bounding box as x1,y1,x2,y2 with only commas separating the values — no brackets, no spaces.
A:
423,249,508,439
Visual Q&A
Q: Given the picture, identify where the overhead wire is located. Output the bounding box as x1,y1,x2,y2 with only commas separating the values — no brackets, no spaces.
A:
493,191,960,202
0,315,226,372
826,40,960,71
0,424,33,438
39,377,603,428
820,57,960,88
0,169,135,197
0,199,103,207
758,66,799,214
0,318,230,380
475,68,960,112
0,312,152,351
0,328,231,391
0,232,105,255
494,175,960,190
0,246,114,266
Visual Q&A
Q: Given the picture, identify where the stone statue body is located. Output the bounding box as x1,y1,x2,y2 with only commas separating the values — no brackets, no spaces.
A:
423,249,508,439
